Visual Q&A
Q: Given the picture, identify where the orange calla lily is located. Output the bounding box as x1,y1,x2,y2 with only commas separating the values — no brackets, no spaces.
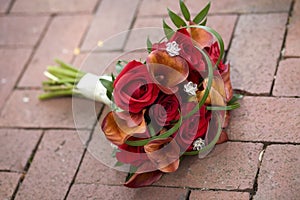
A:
196,76,227,106
101,111,146,145
147,50,189,94
220,63,233,102
144,137,180,173
189,21,214,48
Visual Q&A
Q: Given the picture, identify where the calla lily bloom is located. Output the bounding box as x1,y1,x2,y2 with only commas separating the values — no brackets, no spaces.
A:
189,21,214,49
144,137,180,173
101,111,147,145
147,50,189,94
196,76,227,106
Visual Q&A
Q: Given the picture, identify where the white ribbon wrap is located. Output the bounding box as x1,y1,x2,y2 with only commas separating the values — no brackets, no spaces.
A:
76,73,112,105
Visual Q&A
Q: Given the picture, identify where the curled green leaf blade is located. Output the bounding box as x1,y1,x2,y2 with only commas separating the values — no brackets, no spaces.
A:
180,0,190,21
168,8,187,28
193,2,210,24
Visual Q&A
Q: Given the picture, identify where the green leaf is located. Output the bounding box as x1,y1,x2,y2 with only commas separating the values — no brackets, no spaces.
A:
147,36,152,53
114,161,124,167
163,19,174,39
228,93,243,105
180,0,190,21
200,18,207,26
206,102,240,111
115,61,123,74
100,78,113,100
193,2,210,24
167,8,187,28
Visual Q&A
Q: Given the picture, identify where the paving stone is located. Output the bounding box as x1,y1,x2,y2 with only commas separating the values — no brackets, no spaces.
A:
15,130,87,200
228,96,300,143
206,15,237,51
186,0,292,14
0,0,11,13
81,0,139,51
75,151,126,185
190,190,250,200
227,14,288,94
285,10,300,57
12,0,98,13
156,142,263,190
0,129,42,172
18,15,91,87
0,90,102,129
0,16,49,46
68,184,188,200
72,52,122,75
273,59,300,96
0,49,31,110
0,172,20,200
138,0,181,17
254,145,300,200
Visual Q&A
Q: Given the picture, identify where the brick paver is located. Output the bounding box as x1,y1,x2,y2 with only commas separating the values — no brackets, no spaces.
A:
15,130,86,200
228,97,300,143
254,145,300,200
189,190,250,200
227,13,287,94
0,16,49,46
0,129,42,172
68,184,188,200
18,15,91,87
0,0,299,199
186,0,292,14
0,172,20,200
81,0,139,51
11,0,99,14
0,49,31,109
0,90,102,129
156,142,263,190
273,59,300,96
285,14,300,57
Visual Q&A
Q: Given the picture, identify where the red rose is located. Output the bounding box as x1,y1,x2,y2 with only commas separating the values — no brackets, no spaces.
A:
148,93,180,127
113,60,160,113
175,103,210,151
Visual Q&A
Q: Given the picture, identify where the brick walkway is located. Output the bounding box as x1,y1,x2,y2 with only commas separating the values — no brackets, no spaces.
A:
0,0,299,199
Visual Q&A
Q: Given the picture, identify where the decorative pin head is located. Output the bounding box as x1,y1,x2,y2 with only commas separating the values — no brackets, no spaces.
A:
193,138,205,151
184,81,198,96
166,41,181,57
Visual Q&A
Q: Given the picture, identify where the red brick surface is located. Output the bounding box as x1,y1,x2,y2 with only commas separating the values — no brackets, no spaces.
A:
12,0,98,14
228,97,300,143
0,16,49,46
0,90,102,129
81,0,139,51
189,190,250,200
0,0,11,13
0,129,42,172
227,13,287,94
0,0,299,199
0,49,31,109
68,184,188,200
273,59,300,96
15,130,86,200
18,15,92,87
254,145,300,200
186,0,292,14
0,172,20,200
156,142,263,190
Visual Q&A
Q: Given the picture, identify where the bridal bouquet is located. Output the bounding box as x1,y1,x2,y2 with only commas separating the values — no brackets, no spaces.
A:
40,0,242,188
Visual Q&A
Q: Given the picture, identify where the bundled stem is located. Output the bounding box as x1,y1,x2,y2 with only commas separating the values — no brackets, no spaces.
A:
39,59,86,100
